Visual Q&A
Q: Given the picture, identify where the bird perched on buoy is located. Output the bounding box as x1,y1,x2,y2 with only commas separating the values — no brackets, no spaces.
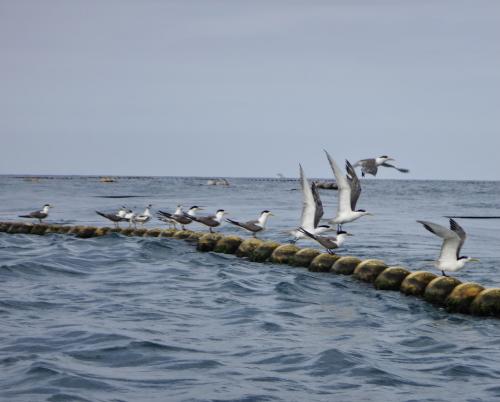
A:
187,209,227,233
18,204,53,223
226,210,273,237
95,206,127,227
157,205,201,229
417,218,479,276
353,155,409,177
290,164,331,243
298,227,352,254
325,150,372,231
133,204,153,227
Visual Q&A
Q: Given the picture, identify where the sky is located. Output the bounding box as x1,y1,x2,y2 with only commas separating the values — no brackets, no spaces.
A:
1,0,499,180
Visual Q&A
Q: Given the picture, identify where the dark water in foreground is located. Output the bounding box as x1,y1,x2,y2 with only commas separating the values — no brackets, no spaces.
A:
1,176,500,402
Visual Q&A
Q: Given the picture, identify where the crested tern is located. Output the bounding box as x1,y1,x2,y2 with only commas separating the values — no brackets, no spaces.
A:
291,164,330,243
133,204,153,226
226,210,273,237
353,155,409,177
19,204,53,223
187,209,227,233
417,218,479,276
298,227,352,254
95,206,128,227
325,150,372,230
158,205,201,229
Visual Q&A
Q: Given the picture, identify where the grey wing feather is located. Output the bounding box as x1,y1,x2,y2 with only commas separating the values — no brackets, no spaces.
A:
311,181,324,228
381,162,409,173
358,159,378,176
449,219,466,258
346,160,361,210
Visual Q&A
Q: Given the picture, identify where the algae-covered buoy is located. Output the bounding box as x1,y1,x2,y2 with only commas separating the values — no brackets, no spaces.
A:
94,227,111,236
30,224,49,236
470,288,500,317
173,230,193,239
236,238,264,258
400,271,438,297
160,229,177,237
291,248,321,267
353,259,388,283
309,253,340,272
10,223,32,234
120,228,135,236
249,241,280,262
424,276,462,306
214,235,243,254
446,283,485,314
374,266,410,290
197,233,222,252
270,244,300,264
330,256,361,275
75,226,97,238
145,229,161,237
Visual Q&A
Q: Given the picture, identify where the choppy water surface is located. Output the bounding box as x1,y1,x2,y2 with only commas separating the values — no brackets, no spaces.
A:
1,176,500,402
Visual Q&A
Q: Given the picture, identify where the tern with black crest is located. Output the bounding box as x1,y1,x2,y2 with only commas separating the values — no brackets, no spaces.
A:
325,150,372,231
417,218,479,276
226,210,273,237
133,204,152,227
298,227,352,254
158,205,201,229
187,209,227,233
19,204,53,223
95,206,128,227
353,155,409,177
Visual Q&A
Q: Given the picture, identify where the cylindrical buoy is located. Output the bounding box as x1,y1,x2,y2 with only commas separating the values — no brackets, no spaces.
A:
446,283,485,314
249,241,281,262
173,230,193,239
424,276,462,306
309,253,340,272
236,238,264,259
374,266,411,290
131,228,147,237
145,229,161,237
120,228,135,236
30,224,49,236
291,248,321,267
94,227,111,236
214,235,243,254
270,244,300,264
197,233,223,252
160,229,178,237
400,271,438,297
470,288,500,317
187,232,205,242
12,223,33,234
353,259,388,283
330,256,361,275
0,222,10,232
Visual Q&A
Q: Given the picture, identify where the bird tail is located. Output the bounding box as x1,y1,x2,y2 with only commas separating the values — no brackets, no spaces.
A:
95,211,108,219
18,214,31,218
297,227,317,241
157,210,173,219
225,218,242,227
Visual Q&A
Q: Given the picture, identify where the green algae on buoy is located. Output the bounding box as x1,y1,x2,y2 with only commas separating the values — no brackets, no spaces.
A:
187,232,205,241
160,229,177,237
11,223,33,234
197,233,223,252
145,228,161,237
214,235,243,254
330,256,361,275
120,228,135,236
30,224,49,236
353,259,388,283
75,226,97,238
236,238,264,258
374,266,411,290
470,288,500,317
290,248,321,267
132,228,148,237
0,222,10,232
270,244,300,264
173,230,194,240
249,241,280,262
309,253,340,272
424,276,462,306
94,227,111,236
446,283,485,314
400,271,438,297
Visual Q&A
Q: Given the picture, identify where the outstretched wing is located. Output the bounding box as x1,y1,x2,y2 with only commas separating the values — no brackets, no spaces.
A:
449,219,466,258
324,150,352,215
356,159,378,176
346,160,361,210
417,220,462,262
381,162,409,173
311,181,324,228
299,164,317,230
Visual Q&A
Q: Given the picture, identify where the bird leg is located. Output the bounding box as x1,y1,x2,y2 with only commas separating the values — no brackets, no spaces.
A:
209,228,213,233
442,271,447,277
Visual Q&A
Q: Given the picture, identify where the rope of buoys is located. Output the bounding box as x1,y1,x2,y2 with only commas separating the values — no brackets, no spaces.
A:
1,221,499,318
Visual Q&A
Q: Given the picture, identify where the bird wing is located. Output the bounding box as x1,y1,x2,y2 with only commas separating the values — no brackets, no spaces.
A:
357,159,378,176
227,218,261,232
311,181,324,228
298,164,317,231
158,210,173,218
381,162,409,173
417,220,462,262
346,160,361,210
449,219,466,258
96,211,121,222
324,150,352,215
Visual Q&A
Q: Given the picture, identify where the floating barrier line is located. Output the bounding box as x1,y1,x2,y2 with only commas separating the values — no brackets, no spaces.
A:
1,221,499,319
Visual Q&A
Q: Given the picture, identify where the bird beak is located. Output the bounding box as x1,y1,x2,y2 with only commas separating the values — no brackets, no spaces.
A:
347,233,353,236
269,213,275,216
366,213,374,216
469,258,480,263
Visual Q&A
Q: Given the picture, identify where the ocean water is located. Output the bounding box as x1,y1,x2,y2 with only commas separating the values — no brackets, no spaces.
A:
1,176,500,402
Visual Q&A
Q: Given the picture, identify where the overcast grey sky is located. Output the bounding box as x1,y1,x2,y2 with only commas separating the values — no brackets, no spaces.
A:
1,0,499,179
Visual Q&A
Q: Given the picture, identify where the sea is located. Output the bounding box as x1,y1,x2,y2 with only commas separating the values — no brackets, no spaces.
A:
1,176,499,402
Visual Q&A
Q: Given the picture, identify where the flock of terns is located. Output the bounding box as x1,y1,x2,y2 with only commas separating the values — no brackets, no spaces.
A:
16,152,480,276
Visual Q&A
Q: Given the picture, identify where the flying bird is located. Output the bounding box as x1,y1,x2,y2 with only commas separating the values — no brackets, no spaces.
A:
290,164,330,243
417,218,479,276
187,209,227,233
226,210,273,237
353,156,409,177
298,227,352,254
18,204,53,223
325,150,372,231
